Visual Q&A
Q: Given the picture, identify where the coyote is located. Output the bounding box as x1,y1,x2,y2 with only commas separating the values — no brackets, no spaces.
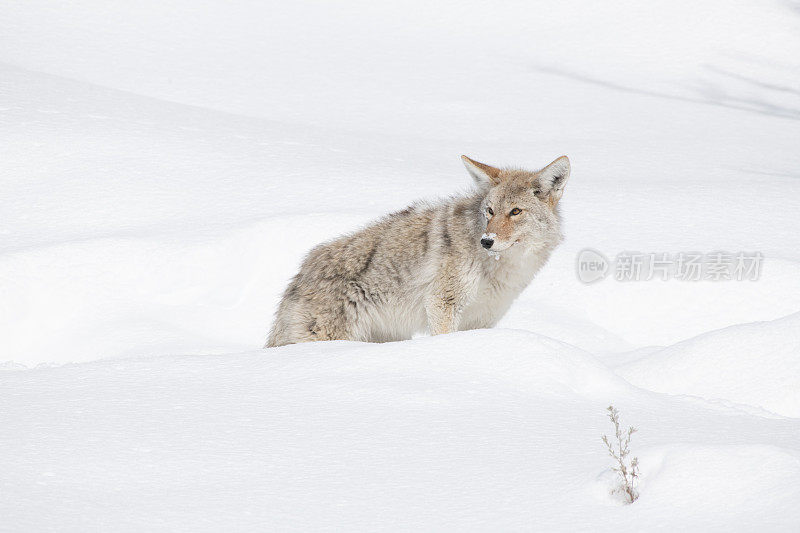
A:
266,155,570,347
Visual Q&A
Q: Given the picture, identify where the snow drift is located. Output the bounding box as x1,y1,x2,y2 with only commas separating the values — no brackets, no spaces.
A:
3,331,800,531
619,312,800,418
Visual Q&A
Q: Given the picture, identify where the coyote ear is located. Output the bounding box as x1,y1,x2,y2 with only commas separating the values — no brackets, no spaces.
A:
536,156,570,203
461,155,502,186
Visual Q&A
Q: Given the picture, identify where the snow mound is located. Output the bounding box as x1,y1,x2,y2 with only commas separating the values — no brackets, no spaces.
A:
3,330,799,531
618,312,800,417
629,445,800,530
272,328,633,400
2,330,626,531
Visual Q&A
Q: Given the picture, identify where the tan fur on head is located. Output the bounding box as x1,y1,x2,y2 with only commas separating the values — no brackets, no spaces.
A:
461,155,502,185
477,155,570,252
486,211,515,243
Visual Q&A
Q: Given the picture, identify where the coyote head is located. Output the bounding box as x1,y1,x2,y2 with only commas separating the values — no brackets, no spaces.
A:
461,154,570,254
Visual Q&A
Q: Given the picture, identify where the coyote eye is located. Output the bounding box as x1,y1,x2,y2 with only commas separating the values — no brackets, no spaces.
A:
486,207,494,216
510,208,522,216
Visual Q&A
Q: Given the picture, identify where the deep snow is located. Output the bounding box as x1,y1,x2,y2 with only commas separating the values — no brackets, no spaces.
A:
2,0,800,531
2,332,800,531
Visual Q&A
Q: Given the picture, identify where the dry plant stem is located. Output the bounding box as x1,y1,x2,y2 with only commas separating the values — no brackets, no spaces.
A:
602,405,640,503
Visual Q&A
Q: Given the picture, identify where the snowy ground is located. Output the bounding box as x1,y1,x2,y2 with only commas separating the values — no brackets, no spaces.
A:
2,1,800,531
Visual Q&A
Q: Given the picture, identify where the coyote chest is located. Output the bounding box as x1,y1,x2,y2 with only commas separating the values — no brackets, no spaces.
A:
460,251,545,330
266,154,570,347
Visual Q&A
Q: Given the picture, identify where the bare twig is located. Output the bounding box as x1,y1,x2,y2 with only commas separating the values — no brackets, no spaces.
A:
602,405,640,503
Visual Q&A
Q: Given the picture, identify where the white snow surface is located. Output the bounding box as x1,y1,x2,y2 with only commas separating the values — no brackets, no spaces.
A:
2,1,800,530
619,312,800,418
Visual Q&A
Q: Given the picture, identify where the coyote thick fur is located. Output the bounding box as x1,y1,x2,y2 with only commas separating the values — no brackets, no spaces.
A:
266,155,570,347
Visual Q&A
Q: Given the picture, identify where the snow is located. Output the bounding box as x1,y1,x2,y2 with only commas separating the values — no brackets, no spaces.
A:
4,331,800,531
619,312,800,418
2,0,800,530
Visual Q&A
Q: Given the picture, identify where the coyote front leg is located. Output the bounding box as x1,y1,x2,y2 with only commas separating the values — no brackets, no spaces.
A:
426,268,471,335
426,296,460,335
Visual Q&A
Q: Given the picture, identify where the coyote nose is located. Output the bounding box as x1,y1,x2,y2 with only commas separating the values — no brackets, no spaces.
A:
480,238,494,249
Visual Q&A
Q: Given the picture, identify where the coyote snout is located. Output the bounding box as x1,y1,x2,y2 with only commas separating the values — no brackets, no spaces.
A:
266,154,571,347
